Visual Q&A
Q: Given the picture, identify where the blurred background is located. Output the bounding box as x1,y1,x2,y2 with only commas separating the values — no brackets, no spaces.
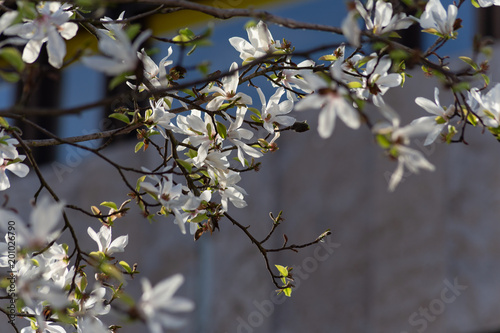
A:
4,0,500,332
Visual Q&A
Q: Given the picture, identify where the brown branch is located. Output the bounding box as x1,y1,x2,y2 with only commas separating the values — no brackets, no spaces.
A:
101,0,343,34
0,307,19,333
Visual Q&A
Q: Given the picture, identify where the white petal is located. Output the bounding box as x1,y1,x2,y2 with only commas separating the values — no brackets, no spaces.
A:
47,26,66,68
336,100,360,129
23,39,44,64
317,102,336,138
108,235,128,254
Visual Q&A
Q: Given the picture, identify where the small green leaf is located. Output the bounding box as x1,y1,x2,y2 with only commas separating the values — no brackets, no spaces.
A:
347,81,363,89
187,44,197,56
435,116,446,124
275,264,289,277
176,159,193,173
459,56,479,70
190,213,208,223
101,201,118,210
117,292,136,306
0,117,10,129
100,262,124,282
136,175,146,191
0,71,20,83
216,121,227,139
244,20,258,30
0,47,25,72
451,82,470,93
197,61,210,76
283,287,292,297
119,261,132,273
186,149,198,159
181,88,196,98
467,112,478,126
376,134,391,149
248,107,261,117
319,54,337,61
135,141,144,153
126,24,141,40
180,28,195,39
206,122,212,137
108,72,130,90
481,74,490,86
445,125,457,144
471,0,480,8
80,274,88,293
109,113,130,124
250,114,262,123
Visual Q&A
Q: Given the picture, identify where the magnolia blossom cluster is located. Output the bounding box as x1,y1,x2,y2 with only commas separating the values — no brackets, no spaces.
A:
0,197,193,333
0,0,500,332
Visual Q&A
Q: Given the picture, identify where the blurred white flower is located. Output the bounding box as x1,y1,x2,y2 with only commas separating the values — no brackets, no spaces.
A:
4,2,78,68
82,12,151,76
138,274,194,333
0,196,64,249
294,71,360,138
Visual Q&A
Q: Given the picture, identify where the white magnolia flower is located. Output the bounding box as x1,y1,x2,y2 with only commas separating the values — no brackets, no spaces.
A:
184,190,212,235
176,110,220,165
20,303,67,333
0,196,64,249
147,98,176,138
470,83,500,128
229,20,281,63
478,0,500,6
41,243,69,283
412,87,455,145
357,55,402,106
87,225,128,257
0,154,29,191
127,47,173,91
4,2,78,68
257,87,295,134
199,150,231,184
141,172,191,234
218,171,247,211
419,0,458,38
0,130,21,160
200,62,252,111
82,13,151,76
374,105,435,191
225,106,263,166
80,285,111,316
274,59,315,101
138,274,194,333
294,70,360,138
355,0,414,35
14,258,70,309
